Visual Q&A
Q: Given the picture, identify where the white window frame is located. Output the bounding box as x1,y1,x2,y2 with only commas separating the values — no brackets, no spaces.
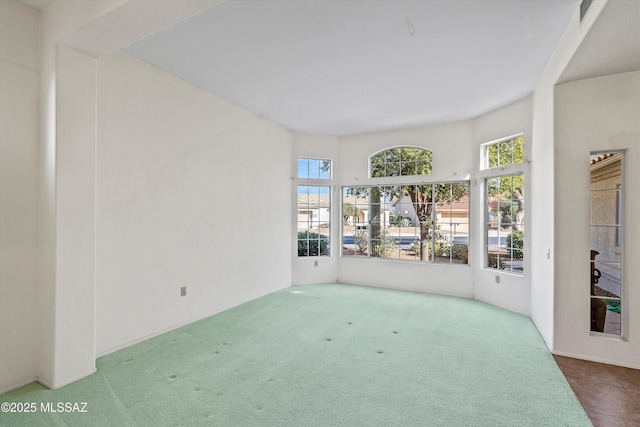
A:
296,158,333,258
484,173,524,275
480,133,524,171
589,151,624,338
341,181,469,264
297,157,332,180
480,134,527,276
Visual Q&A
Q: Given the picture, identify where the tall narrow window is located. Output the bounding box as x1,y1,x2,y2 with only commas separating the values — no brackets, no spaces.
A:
342,187,370,257
486,175,524,273
590,152,623,335
297,158,331,257
483,134,525,274
434,183,470,264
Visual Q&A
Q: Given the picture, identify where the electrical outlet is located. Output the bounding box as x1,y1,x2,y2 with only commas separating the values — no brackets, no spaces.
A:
495,275,500,284
180,286,187,297
314,260,319,267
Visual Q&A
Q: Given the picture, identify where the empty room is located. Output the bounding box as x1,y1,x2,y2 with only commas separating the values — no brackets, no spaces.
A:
0,0,638,425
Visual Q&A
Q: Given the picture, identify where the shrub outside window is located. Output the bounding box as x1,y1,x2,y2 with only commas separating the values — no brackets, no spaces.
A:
298,186,330,256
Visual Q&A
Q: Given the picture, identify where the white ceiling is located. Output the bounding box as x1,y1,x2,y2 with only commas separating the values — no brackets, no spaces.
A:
559,0,640,84
17,0,55,11
123,0,580,136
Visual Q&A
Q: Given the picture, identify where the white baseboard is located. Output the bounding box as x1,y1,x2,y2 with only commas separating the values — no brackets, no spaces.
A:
37,368,98,390
0,377,38,395
55,368,98,389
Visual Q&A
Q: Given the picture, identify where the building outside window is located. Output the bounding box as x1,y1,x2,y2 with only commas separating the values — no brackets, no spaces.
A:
482,135,525,274
590,152,623,336
297,158,331,257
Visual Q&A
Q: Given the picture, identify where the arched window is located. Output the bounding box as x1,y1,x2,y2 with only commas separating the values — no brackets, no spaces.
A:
370,147,432,178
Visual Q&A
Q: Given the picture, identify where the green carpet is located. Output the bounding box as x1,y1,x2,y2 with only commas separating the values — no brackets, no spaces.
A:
1,284,590,426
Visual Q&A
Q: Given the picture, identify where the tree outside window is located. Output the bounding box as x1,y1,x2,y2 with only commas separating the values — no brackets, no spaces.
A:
342,147,468,264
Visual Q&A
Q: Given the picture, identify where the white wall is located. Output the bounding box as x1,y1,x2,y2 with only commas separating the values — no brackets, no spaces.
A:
337,122,475,297
2,0,275,392
53,44,98,386
331,100,535,312
472,97,532,315
292,133,340,285
529,0,608,351
3,0,633,393
554,70,640,368
30,0,233,389
37,0,125,390
530,73,557,350
96,52,293,356
0,0,40,393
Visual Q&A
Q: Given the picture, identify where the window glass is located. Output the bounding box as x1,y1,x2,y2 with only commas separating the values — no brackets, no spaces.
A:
308,159,320,178
434,184,469,264
342,182,468,264
590,152,623,335
298,158,331,179
297,185,330,257
486,174,524,274
370,147,432,178
297,158,308,178
342,187,370,257
484,135,524,169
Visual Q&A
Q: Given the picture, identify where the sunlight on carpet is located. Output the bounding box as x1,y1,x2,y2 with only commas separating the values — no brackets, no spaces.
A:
1,284,591,426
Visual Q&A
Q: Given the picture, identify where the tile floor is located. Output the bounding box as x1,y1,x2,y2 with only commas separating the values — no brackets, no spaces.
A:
554,355,640,426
